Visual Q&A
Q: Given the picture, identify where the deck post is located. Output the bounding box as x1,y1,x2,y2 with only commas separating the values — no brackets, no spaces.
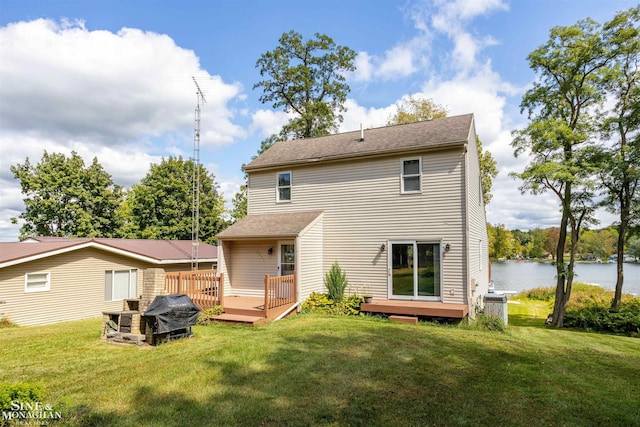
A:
264,274,270,318
177,271,183,294
218,272,224,307
294,271,297,304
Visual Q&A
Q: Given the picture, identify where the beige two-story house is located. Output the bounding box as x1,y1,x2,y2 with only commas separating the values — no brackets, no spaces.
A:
217,114,490,318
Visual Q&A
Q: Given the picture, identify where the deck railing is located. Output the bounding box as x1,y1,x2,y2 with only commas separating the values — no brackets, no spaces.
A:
264,273,296,318
165,270,224,310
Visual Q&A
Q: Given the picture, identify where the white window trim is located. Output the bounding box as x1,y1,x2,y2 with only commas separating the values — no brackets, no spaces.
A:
24,272,50,293
105,269,137,302
276,171,292,203
400,157,422,194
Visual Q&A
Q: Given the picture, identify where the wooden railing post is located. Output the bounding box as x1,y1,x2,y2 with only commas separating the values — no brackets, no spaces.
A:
177,271,183,294
294,271,297,304
264,274,270,318
219,273,224,307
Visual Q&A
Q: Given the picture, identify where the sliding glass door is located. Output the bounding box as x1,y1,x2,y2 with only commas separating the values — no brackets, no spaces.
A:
390,241,441,300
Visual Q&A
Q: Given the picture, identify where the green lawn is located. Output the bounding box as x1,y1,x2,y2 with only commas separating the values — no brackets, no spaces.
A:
1,306,639,426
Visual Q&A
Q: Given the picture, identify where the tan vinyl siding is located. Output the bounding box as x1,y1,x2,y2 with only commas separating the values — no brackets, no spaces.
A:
248,148,467,304
218,240,232,296
221,240,278,297
465,125,490,307
298,216,324,299
1,249,132,326
0,248,198,326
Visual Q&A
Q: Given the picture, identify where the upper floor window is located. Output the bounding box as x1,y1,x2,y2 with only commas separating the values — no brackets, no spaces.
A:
277,171,292,202
401,158,421,193
25,272,50,293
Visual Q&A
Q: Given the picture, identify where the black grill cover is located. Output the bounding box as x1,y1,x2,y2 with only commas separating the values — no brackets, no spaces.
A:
143,294,200,334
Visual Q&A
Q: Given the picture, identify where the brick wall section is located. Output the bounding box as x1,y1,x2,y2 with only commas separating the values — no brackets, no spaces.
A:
141,268,167,343
141,268,167,311
101,268,168,341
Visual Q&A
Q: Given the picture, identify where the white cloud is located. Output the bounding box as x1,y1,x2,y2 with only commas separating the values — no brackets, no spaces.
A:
376,45,419,80
0,19,248,240
250,109,290,138
353,52,374,82
0,19,244,147
408,0,508,73
340,99,397,131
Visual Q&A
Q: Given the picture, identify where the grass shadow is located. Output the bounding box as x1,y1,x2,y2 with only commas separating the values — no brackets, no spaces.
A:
62,315,640,426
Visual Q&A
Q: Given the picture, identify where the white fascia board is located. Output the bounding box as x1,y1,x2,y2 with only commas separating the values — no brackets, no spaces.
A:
158,258,217,264
0,242,159,269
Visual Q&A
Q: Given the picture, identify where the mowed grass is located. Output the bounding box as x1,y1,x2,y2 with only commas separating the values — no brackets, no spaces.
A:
1,308,639,426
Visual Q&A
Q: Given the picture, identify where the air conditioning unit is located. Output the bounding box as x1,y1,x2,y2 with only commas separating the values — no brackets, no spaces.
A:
483,293,508,325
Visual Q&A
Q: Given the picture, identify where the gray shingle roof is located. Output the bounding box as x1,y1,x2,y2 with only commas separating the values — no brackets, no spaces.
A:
217,211,324,240
245,114,474,171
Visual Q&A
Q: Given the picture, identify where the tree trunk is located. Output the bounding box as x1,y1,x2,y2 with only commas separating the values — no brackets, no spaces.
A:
612,204,629,309
551,209,569,327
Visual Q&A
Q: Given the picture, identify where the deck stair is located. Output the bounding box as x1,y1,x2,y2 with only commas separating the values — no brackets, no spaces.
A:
208,296,297,325
212,313,266,325
389,315,419,325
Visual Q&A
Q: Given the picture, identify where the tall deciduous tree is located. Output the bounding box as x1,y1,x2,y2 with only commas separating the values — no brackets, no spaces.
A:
230,183,247,223
126,157,226,243
11,151,123,238
512,19,610,327
386,96,448,126
386,96,498,205
254,30,356,142
233,30,356,214
595,7,640,308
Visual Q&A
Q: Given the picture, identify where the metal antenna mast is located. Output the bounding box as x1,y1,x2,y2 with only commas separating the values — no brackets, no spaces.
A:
191,76,206,271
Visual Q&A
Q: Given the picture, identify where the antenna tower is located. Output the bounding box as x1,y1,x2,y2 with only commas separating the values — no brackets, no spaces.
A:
191,76,206,270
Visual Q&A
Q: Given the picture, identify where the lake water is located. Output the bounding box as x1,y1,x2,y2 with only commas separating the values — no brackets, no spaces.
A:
491,261,640,296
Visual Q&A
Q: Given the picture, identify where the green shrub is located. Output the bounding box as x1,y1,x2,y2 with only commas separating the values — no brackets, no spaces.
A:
471,314,507,332
564,298,640,336
0,317,16,329
0,382,44,412
197,306,224,325
324,261,348,302
301,292,363,316
0,382,68,425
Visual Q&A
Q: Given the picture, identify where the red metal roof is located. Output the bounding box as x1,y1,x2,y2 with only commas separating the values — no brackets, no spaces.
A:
0,238,217,268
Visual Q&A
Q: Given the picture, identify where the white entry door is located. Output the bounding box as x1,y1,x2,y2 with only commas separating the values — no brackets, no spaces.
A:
278,243,295,276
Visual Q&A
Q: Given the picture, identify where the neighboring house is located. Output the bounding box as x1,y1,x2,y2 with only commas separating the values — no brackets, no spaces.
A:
0,237,217,326
217,114,490,318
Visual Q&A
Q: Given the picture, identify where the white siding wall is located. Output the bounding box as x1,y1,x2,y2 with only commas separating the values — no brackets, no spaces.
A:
248,148,468,304
298,216,324,299
466,127,490,311
220,240,279,297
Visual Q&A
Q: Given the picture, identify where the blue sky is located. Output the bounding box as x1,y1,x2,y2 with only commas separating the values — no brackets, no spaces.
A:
0,0,636,241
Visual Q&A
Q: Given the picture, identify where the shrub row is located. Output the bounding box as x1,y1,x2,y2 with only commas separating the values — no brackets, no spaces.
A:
301,292,364,316
564,299,640,336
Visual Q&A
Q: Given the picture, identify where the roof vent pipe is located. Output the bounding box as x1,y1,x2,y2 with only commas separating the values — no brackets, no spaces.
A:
360,123,364,141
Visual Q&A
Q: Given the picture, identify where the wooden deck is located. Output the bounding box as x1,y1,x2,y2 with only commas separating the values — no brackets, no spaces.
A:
361,299,469,319
212,296,298,326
